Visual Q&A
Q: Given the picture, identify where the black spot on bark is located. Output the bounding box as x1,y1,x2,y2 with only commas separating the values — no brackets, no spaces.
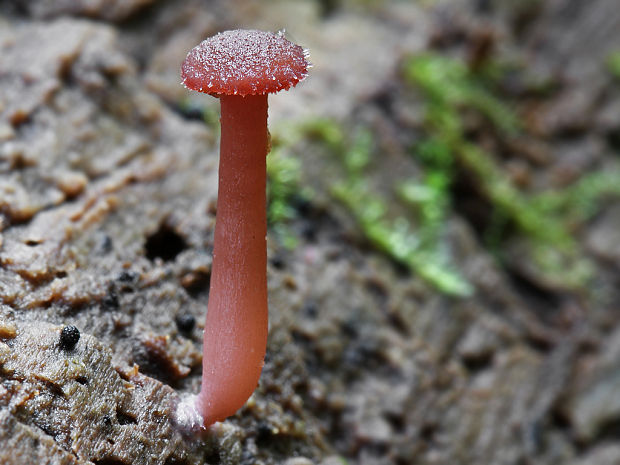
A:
102,287,120,310
175,314,196,334
59,325,80,350
117,271,138,283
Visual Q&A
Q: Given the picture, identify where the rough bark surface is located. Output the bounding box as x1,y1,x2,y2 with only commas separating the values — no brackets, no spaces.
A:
1,0,619,464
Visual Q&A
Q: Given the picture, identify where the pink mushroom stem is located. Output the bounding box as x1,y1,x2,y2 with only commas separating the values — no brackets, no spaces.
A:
180,29,309,428
198,94,269,426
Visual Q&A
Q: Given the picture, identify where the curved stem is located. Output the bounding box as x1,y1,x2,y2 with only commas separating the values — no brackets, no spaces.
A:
197,94,269,426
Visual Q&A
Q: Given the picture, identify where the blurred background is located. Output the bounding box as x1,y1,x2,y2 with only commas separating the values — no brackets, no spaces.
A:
1,0,620,464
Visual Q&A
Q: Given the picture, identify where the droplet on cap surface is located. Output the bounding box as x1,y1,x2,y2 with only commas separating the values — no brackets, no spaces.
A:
181,29,310,96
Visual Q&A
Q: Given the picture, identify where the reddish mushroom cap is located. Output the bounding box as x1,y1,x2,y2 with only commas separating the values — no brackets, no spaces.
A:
181,29,310,97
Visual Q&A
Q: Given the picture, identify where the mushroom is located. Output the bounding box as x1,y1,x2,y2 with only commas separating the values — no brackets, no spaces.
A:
178,30,310,428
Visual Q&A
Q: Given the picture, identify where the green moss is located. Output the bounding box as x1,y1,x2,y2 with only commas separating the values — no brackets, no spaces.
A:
533,169,620,224
292,111,472,295
329,127,473,296
267,145,303,225
266,125,317,249
607,51,620,79
404,53,620,290
407,54,520,135
300,117,346,151
266,148,302,249
399,137,452,250
337,183,473,296
266,158,299,248
264,51,619,292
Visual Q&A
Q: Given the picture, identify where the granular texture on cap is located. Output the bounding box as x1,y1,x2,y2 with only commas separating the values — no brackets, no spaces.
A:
181,29,310,96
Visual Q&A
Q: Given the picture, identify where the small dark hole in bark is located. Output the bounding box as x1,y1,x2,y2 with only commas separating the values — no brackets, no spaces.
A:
550,405,572,431
461,351,494,373
165,457,192,465
93,458,129,465
116,408,137,425
145,223,188,262
384,412,406,433
365,277,388,302
255,422,274,447
202,449,221,465
269,254,286,270
36,421,55,437
340,320,359,339
597,416,620,442
419,422,437,442
75,376,89,386
607,128,620,152
507,268,561,314
291,329,313,344
181,270,210,299
41,380,65,398
524,334,553,353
